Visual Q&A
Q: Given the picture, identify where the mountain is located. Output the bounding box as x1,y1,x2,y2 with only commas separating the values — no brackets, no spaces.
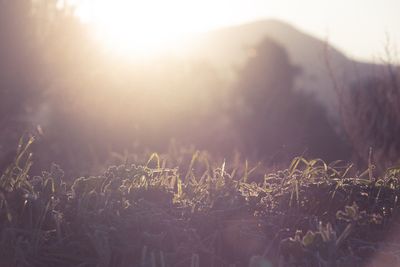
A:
184,19,387,119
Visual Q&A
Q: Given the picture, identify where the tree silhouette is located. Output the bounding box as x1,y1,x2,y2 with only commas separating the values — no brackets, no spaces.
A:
0,0,40,168
0,0,81,171
342,70,400,169
233,38,349,163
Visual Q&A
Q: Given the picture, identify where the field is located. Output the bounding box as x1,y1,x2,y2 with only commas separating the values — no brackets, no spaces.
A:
1,1,400,267
1,138,400,267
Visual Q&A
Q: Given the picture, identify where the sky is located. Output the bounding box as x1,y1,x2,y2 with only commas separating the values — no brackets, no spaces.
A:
74,0,400,62
237,0,400,63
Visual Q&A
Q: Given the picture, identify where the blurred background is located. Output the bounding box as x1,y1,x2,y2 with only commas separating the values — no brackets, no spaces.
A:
0,0,399,177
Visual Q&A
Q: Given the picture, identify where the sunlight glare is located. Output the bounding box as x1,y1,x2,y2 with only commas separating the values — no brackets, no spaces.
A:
74,0,215,57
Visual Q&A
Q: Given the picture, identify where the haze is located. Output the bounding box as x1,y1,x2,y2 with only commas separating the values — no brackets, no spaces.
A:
74,0,400,62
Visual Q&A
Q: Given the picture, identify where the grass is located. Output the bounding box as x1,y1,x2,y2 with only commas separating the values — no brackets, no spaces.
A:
1,138,400,267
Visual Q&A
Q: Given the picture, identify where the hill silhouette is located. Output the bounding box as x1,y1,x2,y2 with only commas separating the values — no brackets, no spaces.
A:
186,19,388,118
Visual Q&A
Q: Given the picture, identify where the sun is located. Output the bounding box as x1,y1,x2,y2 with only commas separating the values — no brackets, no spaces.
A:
73,0,213,57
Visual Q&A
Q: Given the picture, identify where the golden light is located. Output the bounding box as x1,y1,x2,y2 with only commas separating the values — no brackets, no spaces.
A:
73,0,221,57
